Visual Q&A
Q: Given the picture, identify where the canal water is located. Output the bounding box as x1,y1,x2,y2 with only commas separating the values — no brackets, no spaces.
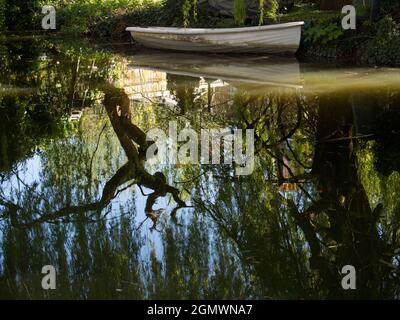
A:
1,36,400,299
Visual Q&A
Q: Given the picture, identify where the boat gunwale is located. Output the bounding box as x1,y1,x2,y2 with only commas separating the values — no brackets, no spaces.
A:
126,22,304,35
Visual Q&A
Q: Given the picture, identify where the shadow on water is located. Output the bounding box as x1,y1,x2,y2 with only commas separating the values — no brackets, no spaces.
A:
1,37,400,299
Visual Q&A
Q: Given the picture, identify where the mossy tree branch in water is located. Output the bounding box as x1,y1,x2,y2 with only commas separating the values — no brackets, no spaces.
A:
0,85,188,230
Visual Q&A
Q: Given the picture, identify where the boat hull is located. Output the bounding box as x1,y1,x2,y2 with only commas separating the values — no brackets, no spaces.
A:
126,22,304,54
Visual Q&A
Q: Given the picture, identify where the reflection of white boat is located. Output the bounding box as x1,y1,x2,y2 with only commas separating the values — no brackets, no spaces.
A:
128,52,302,89
126,22,304,54
121,67,178,106
69,110,83,121
0,84,36,95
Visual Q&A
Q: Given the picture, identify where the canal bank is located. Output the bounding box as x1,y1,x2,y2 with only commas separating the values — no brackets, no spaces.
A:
82,3,400,67
2,2,400,66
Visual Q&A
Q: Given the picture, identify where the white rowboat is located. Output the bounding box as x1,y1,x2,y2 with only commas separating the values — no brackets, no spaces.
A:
126,22,304,54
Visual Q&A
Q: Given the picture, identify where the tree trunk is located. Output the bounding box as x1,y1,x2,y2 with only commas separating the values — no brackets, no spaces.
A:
310,93,383,299
370,0,380,20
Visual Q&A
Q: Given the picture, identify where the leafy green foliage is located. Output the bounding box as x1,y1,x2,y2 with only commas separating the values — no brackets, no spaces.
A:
4,0,40,30
304,22,344,44
92,4,165,39
234,0,246,26
281,5,344,45
361,16,400,66
182,0,198,27
265,0,278,20
38,0,160,34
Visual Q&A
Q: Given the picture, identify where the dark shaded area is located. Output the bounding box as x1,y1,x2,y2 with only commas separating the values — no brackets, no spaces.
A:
372,94,400,176
3,0,39,30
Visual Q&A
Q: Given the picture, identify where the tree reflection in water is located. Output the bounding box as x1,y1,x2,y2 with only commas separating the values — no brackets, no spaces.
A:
0,39,400,299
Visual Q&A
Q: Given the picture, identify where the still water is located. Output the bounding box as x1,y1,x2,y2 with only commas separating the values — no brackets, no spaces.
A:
1,36,400,299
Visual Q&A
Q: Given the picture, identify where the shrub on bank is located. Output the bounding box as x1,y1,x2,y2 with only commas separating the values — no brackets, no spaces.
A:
360,16,400,66
283,4,400,66
90,3,166,39
3,0,40,30
41,0,160,35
